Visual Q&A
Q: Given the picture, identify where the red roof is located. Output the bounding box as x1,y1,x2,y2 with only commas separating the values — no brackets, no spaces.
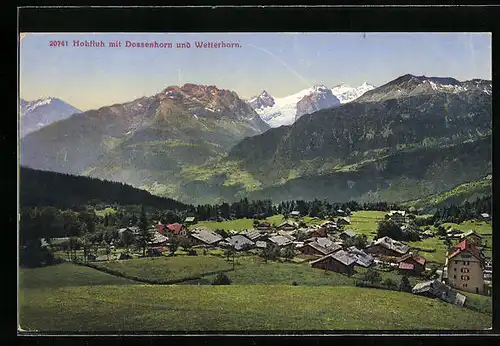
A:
157,223,166,235
448,239,482,260
413,255,426,266
167,223,183,234
399,262,415,270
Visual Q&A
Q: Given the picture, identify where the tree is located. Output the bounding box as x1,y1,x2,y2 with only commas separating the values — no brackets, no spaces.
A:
105,243,111,261
262,242,280,263
121,229,134,254
399,275,413,293
224,247,235,261
136,205,153,257
383,278,399,290
281,245,295,262
168,237,179,256
178,236,194,252
376,220,402,240
363,267,382,285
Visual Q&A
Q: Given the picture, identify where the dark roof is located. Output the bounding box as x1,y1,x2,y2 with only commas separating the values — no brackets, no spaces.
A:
225,235,255,250
346,246,374,267
412,280,466,306
244,229,262,240
190,229,223,245
341,229,356,238
269,235,293,247
372,236,409,254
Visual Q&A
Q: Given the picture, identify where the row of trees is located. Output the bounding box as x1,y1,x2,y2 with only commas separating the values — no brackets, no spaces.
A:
431,195,491,224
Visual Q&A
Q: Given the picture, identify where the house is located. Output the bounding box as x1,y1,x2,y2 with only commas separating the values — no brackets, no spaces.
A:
339,229,356,241
397,253,426,276
307,226,328,238
320,221,338,233
118,226,139,239
446,228,464,239
366,236,409,257
459,230,483,246
268,235,293,247
225,235,255,251
244,229,263,241
421,230,434,239
166,223,188,237
277,220,299,231
310,250,356,275
256,221,273,232
346,246,374,268
184,216,196,225
412,280,466,306
444,239,485,295
336,217,351,226
148,231,168,246
480,213,490,221
189,228,223,246
277,230,296,241
255,241,267,249
290,210,301,218
147,247,166,257
386,210,407,225
336,209,346,216
299,238,342,256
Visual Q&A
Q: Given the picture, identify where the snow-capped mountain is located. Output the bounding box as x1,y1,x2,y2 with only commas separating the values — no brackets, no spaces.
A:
20,97,82,137
247,85,341,127
331,82,376,103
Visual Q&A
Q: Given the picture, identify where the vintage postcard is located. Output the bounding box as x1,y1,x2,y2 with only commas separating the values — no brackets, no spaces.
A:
18,32,492,333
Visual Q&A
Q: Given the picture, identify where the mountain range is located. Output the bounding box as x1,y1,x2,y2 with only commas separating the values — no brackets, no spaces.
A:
20,97,82,138
247,82,376,127
20,74,492,207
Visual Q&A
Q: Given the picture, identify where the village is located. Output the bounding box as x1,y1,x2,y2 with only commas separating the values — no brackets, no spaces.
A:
42,209,493,308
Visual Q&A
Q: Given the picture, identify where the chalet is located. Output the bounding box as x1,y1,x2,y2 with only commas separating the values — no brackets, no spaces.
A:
299,238,342,256
290,211,301,218
336,209,346,216
412,280,466,306
307,226,328,238
268,235,293,247
277,220,299,231
118,226,139,238
244,229,263,241
225,235,255,251
397,253,426,276
366,236,409,257
480,213,490,221
445,239,485,295
310,250,356,275
255,241,267,249
320,221,338,233
446,228,464,239
184,216,196,225
459,230,483,246
189,228,223,246
386,210,407,225
256,221,273,232
339,229,356,241
147,247,166,257
337,217,351,226
346,246,374,268
166,223,188,237
148,231,168,246
277,230,296,241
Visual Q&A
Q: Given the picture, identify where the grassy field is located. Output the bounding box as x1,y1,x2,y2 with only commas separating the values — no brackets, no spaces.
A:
19,284,491,331
348,210,387,239
407,236,449,264
19,263,137,289
94,207,117,217
89,255,233,282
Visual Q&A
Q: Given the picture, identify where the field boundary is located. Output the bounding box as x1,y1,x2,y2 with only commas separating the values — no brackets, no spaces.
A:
74,261,235,285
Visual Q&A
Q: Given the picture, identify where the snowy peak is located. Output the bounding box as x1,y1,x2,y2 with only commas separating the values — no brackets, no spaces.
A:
247,90,275,110
248,84,342,127
20,97,82,138
331,82,376,103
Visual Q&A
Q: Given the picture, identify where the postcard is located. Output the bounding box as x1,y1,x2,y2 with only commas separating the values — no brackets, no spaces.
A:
18,32,492,333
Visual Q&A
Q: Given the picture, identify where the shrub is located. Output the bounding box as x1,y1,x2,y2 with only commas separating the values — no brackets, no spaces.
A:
399,275,413,293
292,281,298,286
187,249,198,256
212,273,232,285
383,278,399,290
364,268,382,284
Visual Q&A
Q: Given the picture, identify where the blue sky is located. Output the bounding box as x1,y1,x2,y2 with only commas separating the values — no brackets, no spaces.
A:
20,32,491,111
